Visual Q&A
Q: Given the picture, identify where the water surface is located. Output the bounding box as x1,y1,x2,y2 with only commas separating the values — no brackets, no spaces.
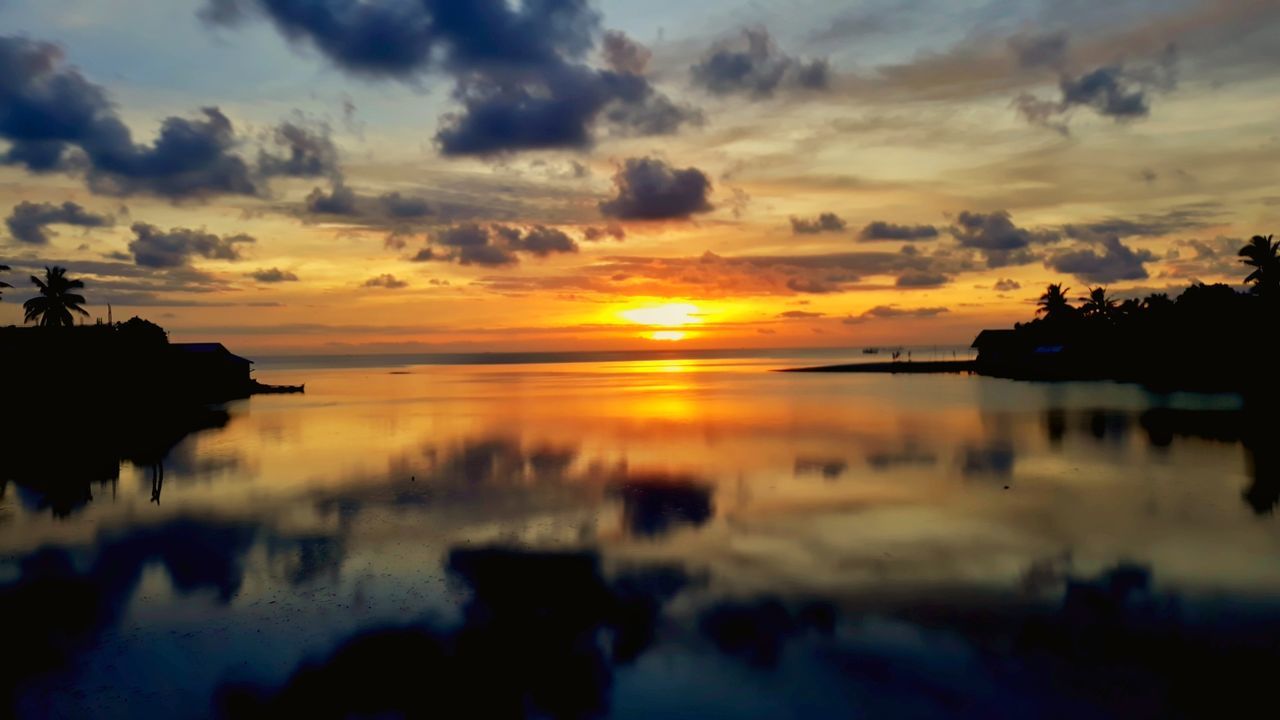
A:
2,354,1276,718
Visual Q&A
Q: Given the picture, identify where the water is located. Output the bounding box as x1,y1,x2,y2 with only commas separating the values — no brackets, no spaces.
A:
1,353,1276,718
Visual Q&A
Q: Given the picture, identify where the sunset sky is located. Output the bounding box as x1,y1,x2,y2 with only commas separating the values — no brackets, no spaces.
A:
1,0,1277,353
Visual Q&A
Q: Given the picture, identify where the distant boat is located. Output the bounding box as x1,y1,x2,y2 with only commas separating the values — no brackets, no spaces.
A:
862,348,880,354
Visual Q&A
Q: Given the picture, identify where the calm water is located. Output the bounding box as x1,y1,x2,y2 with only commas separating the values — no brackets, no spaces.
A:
2,353,1277,718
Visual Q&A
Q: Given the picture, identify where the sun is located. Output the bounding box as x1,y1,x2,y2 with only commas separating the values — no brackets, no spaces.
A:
619,303,702,327
618,303,703,342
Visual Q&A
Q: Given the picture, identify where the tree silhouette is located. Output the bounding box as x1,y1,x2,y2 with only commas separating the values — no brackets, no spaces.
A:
1036,284,1073,321
1239,234,1278,296
1141,293,1173,312
1079,287,1116,320
0,264,10,301
23,266,89,327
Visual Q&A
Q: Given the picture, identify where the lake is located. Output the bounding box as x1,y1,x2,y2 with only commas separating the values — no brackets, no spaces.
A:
2,352,1277,718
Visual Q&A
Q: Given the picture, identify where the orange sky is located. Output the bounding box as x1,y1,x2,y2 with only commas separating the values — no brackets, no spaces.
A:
1,0,1277,354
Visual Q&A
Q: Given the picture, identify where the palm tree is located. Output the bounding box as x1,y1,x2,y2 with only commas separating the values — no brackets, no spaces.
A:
1036,283,1073,321
1141,292,1173,311
0,264,10,301
1239,234,1278,295
1079,286,1116,320
23,266,89,327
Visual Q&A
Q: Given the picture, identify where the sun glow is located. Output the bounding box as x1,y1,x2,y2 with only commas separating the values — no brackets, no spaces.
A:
619,303,702,328
650,330,687,341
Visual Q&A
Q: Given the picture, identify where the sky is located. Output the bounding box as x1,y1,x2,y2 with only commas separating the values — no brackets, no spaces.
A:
0,0,1277,354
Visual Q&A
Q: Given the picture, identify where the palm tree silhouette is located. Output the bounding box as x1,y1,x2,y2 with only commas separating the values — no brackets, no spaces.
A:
23,266,89,327
1036,283,1073,320
1239,234,1278,295
1079,287,1116,320
0,264,11,301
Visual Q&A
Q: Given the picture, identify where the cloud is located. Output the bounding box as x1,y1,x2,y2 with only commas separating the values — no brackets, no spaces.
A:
0,36,260,198
1015,45,1178,131
415,223,579,267
790,213,846,235
203,1,698,156
5,201,113,245
601,31,651,75
301,182,436,224
257,120,339,179
859,221,938,242
1063,206,1216,240
778,310,824,318
1162,237,1247,280
475,248,971,298
1045,236,1154,283
362,274,408,289
993,278,1022,292
583,224,625,242
690,29,830,98
599,158,713,220
304,182,359,215
895,270,949,287
127,222,255,268
843,305,949,324
248,267,299,283
1009,31,1069,70
379,192,431,219
951,210,1058,268
508,225,577,257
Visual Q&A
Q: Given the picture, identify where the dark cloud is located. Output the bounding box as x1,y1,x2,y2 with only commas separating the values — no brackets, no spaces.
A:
302,182,436,224
993,278,1022,291
435,65,700,155
1015,45,1178,131
859,221,939,242
602,30,651,75
362,274,408,289
127,222,255,268
304,182,358,215
248,267,299,283
5,201,112,245
583,224,625,242
1045,236,1154,283
790,213,846,235
1162,237,1245,280
951,211,1058,268
379,192,432,219
690,29,830,98
599,158,713,220
511,226,577,257
257,120,339,179
1009,31,1069,70
778,310,824,318
203,2,697,156
895,270,949,287
1063,206,1215,240
417,223,579,267
843,305,949,324
0,36,260,198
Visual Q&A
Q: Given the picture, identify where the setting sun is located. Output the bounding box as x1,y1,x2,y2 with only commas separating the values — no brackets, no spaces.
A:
619,303,702,328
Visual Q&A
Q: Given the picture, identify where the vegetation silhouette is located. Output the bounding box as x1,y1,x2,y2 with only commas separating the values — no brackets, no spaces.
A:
22,265,89,327
968,233,1280,392
0,263,10,300
1078,286,1117,319
1035,283,1073,321
1239,234,1278,295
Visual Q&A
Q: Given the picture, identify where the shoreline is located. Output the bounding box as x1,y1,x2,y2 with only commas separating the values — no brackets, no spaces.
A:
779,360,976,374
